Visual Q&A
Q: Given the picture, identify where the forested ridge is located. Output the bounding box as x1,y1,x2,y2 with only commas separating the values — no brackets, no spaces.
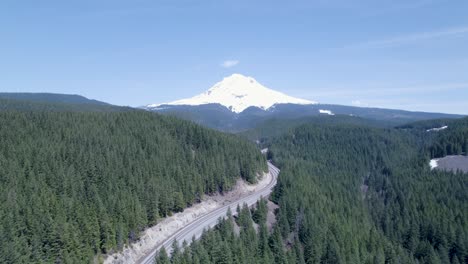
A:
162,121,467,263
0,110,266,263
427,118,468,158
268,124,467,263
395,117,468,158
239,115,390,143
0,93,109,106
0,98,127,112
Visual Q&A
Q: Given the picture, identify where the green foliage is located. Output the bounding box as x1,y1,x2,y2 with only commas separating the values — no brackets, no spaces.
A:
156,200,286,264
156,247,170,264
167,121,467,264
252,199,268,224
155,103,463,132
0,97,127,112
0,92,109,105
267,123,467,263
0,110,266,263
240,115,391,143
427,117,468,158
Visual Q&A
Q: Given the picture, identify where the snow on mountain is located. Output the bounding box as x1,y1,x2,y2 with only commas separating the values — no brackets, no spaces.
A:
319,109,335,115
147,74,316,113
426,126,448,132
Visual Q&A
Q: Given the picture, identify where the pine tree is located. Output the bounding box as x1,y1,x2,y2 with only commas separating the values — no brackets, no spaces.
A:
156,247,170,264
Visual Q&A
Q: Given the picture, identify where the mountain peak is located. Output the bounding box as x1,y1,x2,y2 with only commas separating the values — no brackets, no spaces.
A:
148,74,316,113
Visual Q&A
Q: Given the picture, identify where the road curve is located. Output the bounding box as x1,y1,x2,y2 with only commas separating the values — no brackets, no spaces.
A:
138,161,279,264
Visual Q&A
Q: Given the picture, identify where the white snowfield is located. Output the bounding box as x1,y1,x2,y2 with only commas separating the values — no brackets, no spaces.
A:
104,161,279,264
426,126,448,132
319,109,334,115
429,159,439,169
147,73,316,113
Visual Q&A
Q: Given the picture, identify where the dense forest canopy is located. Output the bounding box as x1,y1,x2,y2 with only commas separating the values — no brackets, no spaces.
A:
426,118,468,158
268,124,467,263
163,120,467,264
152,102,464,132
0,98,127,112
1,97,466,264
396,117,468,158
0,110,266,263
0,93,110,106
239,115,391,143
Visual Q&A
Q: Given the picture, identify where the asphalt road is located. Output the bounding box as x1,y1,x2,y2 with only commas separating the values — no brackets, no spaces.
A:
138,161,279,264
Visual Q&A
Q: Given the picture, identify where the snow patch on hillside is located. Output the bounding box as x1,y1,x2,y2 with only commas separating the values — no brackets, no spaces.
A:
319,109,334,115
426,126,448,132
429,159,439,169
147,74,316,113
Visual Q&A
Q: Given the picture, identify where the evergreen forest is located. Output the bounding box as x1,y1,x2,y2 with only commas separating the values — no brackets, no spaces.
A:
158,118,467,264
0,109,266,263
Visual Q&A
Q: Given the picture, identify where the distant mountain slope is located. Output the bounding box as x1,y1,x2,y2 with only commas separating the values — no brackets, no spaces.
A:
0,92,109,105
146,74,316,113
427,117,468,158
240,115,390,142
151,103,464,132
155,104,238,131
397,118,462,130
145,74,463,131
0,93,128,112
394,117,468,158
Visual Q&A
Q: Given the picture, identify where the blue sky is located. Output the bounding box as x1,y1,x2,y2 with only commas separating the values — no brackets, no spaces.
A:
1,0,467,114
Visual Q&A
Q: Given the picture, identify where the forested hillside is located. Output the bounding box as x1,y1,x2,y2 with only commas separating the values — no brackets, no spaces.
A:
0,98,127,112
0,110,266,263
395,117,468,158
427,117,468,158
164,122,467,263
0,93,110,106
155,200,295,264
268,124,467,263
239,115,390,142
152,103,463,132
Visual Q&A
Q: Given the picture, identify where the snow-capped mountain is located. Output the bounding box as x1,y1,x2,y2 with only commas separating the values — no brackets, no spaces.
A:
145,74,463,132
147,74,316,113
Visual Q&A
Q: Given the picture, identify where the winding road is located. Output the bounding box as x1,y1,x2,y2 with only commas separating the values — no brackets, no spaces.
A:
138,161,279,264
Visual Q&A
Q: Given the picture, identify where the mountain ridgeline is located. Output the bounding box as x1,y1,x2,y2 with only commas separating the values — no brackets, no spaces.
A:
396,118,468,158
147,74,463,131
0,108,266,263
153,103,464,132
427,119,468,158
0,93,127,112
146,74,316,113
0,93,110,106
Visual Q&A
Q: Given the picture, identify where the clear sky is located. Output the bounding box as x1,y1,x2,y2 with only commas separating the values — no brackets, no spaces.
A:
1,0,467,114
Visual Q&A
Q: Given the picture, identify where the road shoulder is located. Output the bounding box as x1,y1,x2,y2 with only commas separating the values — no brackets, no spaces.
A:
104,170,272,264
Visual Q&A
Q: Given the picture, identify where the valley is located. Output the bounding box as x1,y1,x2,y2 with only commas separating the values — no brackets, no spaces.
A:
3,2,468,263
165,117,467,263
0,92,466,264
